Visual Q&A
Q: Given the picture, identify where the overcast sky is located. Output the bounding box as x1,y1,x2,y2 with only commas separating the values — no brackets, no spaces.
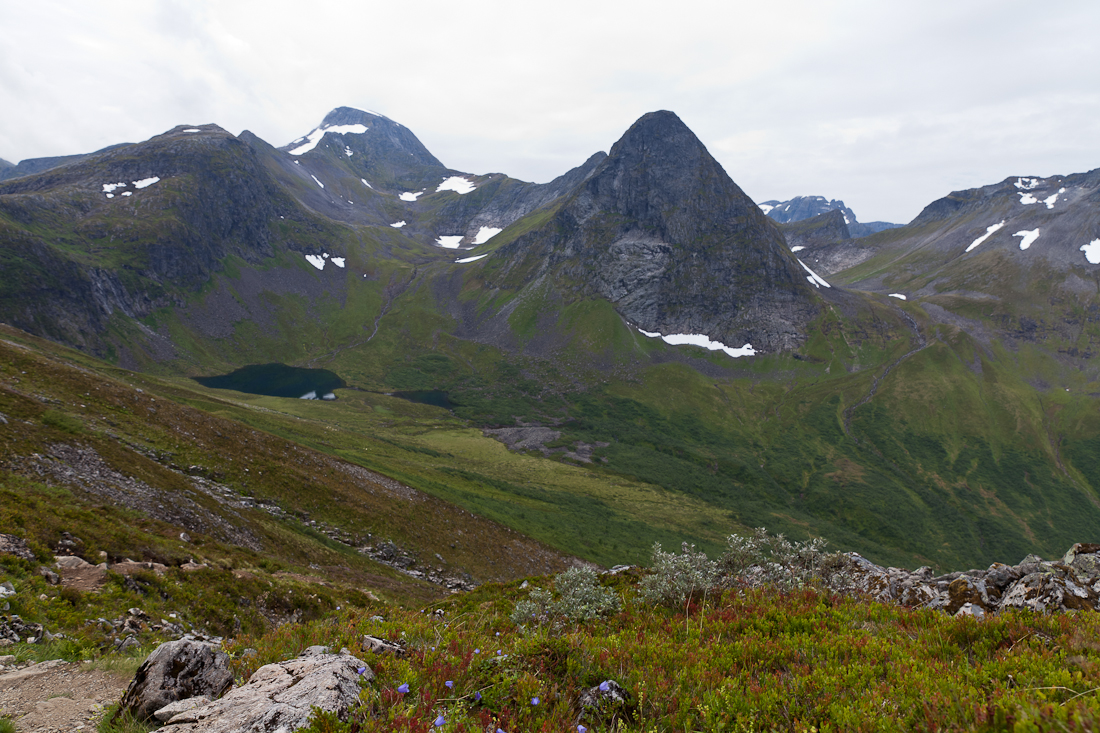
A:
1,0,1098,223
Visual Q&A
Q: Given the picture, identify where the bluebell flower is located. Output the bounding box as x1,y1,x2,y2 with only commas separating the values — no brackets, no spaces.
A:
599,681,610,692
474,691,482,701
578,726,588,733
434,714,446,726
397,683,409,693
356,667,367,675
445,680,454,688
531,696,539,705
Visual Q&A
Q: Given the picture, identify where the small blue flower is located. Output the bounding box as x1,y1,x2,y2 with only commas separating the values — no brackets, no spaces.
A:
397,683,409,694
497,729,506,733
496,649,502,655
445,680,454,688
473,648,480,654
531,696,539,705
495,632,500,636
434,714,446,726
356,666,367,675
599,680,610,692
578,726,588,733
474,691,482,701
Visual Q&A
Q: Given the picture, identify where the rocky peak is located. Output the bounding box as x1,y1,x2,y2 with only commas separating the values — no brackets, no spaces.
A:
493,110,822,353
281,106,444,170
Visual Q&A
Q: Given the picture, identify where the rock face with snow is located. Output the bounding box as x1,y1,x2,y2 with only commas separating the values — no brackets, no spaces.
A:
158,648,371,733
489,111,823,353
760,195,899,237
836,543,1100,616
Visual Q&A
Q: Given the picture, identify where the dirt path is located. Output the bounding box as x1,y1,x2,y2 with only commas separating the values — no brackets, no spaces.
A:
0,658,128,733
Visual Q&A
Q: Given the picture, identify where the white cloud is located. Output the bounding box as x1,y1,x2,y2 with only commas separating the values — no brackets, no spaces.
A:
1,1,1098,225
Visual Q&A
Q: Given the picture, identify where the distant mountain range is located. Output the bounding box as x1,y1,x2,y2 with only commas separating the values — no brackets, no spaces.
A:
760,195,902,238
2,106,1100,571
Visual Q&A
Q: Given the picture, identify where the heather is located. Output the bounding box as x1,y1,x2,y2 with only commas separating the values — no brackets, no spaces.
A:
225,570,1100,732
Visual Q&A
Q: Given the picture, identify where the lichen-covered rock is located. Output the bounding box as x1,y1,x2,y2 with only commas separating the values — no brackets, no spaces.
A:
999,569,1098,613
115,639,234,722
578,680,635,728
161,649,372,732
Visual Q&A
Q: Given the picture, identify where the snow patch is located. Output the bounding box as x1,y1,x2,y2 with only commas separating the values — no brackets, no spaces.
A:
455,254,489,263
965,220,1005,252
121,191,132,197
390,221,406,228
183,128,201,133
758,203,774,214
1018,192,1039,205
311,174,324,189
399,191,423,202
888,293,907,300
1015,177,1041,190
133,177,160,189
1080,239,1100,264
790,245,805,252
105,193,114,198
637,328,756,358
436,235,464,249
102,182,126,193
344,146,353,157
473,226,502,245
288,123,369,156
1014,228,1040,250
1044,188,1065,209
304,254,326,270
361,178,372,189
437,176,476,195
331,257,345,268
300,391,317,400
797,259,831,288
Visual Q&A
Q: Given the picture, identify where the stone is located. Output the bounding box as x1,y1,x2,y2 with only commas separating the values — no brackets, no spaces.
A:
115,639,234,722
154,696,210,722
0,582,14,599
37,566,61,585
181,561,208,572
161,650,372,732
0,533,35,560
54,555,92,569
999,570,1099,613
945,576,992,614
578,679,635,728
955,603,986,620
1064,544,1100,578
361,635,406,657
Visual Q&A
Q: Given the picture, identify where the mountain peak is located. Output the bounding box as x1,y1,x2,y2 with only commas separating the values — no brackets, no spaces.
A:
320,106,393,128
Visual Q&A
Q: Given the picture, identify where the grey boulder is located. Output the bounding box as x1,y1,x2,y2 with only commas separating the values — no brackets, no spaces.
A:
116,639,234,722
161,649,372,732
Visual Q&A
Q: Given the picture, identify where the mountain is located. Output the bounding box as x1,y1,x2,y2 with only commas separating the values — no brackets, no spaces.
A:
3,107,1100,574
0,143,133,183
831,170,1100,361
761,195,901,237
482,111,824,353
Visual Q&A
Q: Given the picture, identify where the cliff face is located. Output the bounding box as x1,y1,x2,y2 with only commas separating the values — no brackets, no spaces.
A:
492,111,821,352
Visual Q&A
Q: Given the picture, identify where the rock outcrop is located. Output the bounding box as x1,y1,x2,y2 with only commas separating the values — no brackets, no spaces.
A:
838,543,1100,616
158,647,371,732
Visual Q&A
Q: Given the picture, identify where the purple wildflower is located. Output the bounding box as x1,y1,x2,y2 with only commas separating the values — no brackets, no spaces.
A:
445,680,454,689
473,648,480,654
356,666,367,675
578,727,588,733
474,691,482,701
397,683,409,694
531,696,540,705
434,714,446,726
599,680,610,692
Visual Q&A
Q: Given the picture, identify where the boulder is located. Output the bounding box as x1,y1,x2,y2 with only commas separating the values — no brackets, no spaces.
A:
999,569,1098,613
160,649,372,732
115,639,234,722
361,635,406,657
154,696,210,722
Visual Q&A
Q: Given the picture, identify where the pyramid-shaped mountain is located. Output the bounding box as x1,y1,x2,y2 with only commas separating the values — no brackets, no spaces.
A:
490,111,822,352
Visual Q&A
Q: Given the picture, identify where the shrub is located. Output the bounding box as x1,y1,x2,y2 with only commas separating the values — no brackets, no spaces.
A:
638,542,718,607
511,566,620,626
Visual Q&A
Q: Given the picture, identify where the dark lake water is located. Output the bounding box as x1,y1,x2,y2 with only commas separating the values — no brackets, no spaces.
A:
391,390,455,409
194,363,346,400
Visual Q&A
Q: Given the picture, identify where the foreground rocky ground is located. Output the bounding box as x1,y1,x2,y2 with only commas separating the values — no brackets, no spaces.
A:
0,656,128,732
